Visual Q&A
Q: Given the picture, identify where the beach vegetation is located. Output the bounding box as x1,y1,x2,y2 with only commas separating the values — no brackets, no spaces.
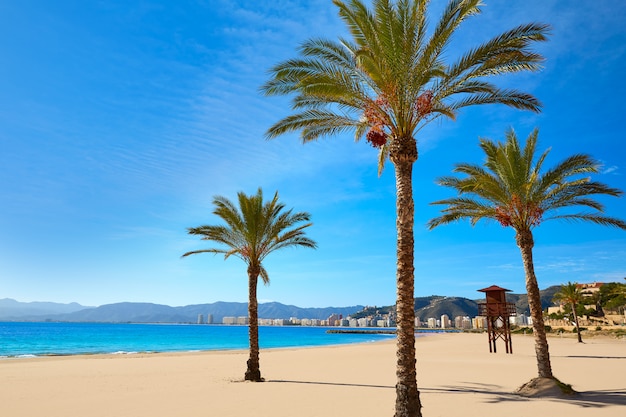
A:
554,378,576,395
597,281,626,313
428,128,626,390
261,1,549,414
553,282,585,343
548,312,564,320
182,188,317,381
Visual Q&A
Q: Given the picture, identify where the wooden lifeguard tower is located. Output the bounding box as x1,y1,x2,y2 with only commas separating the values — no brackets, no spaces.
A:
477,285,517,354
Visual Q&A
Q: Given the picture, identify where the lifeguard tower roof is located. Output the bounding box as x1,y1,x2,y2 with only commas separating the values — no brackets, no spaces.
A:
478,285,512,293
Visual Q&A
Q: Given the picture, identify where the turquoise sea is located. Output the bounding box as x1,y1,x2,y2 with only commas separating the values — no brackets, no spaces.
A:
0,322,396,358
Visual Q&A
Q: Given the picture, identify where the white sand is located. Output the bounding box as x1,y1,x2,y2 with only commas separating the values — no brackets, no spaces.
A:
1,332,624,417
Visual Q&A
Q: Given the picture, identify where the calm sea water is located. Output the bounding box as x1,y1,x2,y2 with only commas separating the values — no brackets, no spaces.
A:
0,322,396,358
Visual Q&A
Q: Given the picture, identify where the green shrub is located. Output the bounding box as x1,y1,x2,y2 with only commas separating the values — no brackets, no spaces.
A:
511,326,533,334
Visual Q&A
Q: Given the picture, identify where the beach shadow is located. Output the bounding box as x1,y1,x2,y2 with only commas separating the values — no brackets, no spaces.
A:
421,383,526,403
425,383,626,408
268,379,394,389
571,390,626,407
269,380,626,408
563,355,626,359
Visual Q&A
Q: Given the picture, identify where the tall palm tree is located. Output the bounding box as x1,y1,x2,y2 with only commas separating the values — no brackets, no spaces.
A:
553,282,584,343
182,188,317,381
261,1,548,414
428,129,626,388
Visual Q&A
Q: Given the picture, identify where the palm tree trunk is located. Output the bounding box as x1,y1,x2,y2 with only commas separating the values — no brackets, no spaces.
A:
571,302,583,343
245,265,263,382
390,137,421,417
516,230,553,379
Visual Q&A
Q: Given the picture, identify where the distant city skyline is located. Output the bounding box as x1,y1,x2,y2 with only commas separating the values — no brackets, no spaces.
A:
1,1,625,308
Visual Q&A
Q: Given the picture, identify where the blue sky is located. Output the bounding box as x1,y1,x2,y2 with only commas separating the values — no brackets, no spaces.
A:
1,0,625,308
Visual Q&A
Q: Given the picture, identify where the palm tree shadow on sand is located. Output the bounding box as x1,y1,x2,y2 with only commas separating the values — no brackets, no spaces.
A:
268,380,626,408
428,383,626,408
268,379,394,390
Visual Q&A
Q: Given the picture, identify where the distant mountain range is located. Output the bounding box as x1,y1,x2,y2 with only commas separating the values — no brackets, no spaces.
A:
0,286,561,323
0,298,364,323
0,298,89,318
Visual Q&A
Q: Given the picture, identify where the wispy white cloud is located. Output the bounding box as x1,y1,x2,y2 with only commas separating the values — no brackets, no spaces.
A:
536,259,587,273
486,263,521,271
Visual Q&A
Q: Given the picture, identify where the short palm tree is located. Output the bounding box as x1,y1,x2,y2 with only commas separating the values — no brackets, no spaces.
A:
428,128,626,389
261,1,548,414
182,188,317,381
553,282,584,343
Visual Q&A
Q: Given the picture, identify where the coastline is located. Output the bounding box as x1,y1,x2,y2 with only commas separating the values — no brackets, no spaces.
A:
2,332,624,416
0,323,397,358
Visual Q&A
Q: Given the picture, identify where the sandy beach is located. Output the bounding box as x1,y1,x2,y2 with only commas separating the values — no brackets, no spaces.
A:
1,332,624,417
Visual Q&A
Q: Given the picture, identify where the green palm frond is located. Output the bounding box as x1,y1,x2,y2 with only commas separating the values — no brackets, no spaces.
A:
428,196,496,228
445,22,549,81
546,213,626,229
376,141,391,175
429,129,626,232
537,154,599,192
419,0,481,74
181,248,226,258
266,110,359,142
448,89,541,112
262,0,550,173
553,282,583,305
259,265,270,285
183,188,318,275
300,38,357,67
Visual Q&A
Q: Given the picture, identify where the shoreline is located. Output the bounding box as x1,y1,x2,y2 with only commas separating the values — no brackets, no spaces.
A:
2,328,622,360
0,323,397,358
2,333,624,416
1,337,397,362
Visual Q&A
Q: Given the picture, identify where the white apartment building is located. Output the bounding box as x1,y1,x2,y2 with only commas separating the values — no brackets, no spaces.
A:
455,316,472,329
357,318,370,327
510,314,528,326
472,316,487,329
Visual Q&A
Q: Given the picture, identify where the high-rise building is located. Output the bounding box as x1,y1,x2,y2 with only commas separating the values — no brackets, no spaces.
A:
472,316,487,329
